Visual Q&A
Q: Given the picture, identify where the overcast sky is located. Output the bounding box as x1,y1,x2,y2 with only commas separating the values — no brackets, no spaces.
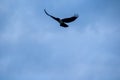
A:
0,0,120,80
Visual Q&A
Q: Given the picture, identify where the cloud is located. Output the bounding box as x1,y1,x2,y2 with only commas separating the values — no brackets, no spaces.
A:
0,0,120,80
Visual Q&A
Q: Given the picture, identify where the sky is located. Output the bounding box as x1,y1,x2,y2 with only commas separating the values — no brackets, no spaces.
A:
0,0,120,80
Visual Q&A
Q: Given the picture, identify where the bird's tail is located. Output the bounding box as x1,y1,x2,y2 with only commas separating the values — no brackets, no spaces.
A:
60,23,68,27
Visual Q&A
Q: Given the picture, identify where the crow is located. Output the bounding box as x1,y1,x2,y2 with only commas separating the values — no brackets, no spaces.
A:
44,9,78,27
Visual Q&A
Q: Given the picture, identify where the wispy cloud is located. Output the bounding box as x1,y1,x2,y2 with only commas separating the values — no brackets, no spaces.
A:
0,0,120,80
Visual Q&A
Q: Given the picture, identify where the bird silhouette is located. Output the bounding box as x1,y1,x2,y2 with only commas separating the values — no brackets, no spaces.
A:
44,9,78,27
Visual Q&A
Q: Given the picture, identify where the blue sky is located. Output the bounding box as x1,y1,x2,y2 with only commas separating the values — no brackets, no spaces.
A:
0,0,120,80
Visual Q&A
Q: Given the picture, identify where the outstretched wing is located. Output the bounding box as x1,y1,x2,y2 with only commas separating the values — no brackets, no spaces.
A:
61,14,78,23
44,9,60,22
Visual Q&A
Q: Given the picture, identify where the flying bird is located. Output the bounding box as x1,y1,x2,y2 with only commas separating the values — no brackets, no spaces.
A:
44,9,78,27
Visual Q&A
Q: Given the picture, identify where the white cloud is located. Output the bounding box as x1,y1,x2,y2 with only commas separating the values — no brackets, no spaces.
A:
0,0,120,80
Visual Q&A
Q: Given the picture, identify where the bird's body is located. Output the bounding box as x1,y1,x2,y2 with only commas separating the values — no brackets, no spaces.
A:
44,9,78,27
